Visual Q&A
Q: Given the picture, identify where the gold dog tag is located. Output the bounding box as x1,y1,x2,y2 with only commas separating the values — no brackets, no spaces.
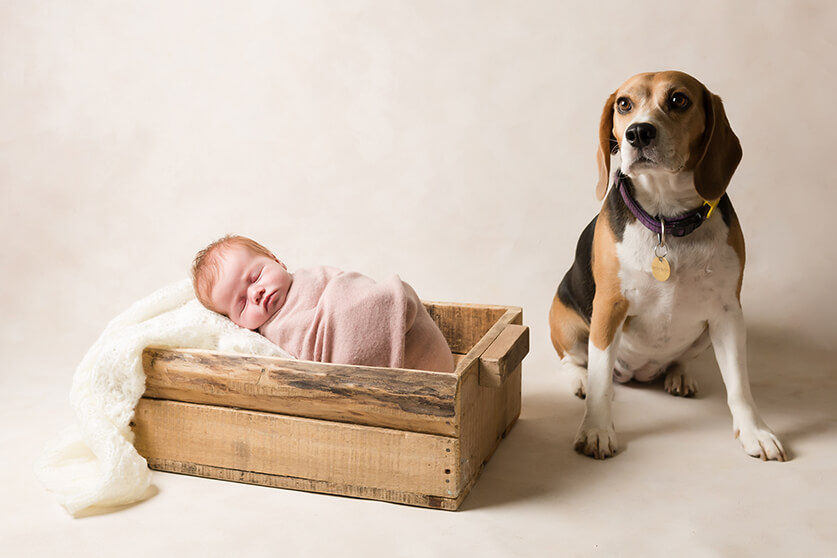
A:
652,219,671,281
651,256,671,281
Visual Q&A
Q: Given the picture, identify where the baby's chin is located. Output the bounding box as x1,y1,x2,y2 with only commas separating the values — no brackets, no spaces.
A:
230,313,275,332
257,305,284,333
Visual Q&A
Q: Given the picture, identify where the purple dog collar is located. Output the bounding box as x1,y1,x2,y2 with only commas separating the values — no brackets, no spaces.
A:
617,175,713,238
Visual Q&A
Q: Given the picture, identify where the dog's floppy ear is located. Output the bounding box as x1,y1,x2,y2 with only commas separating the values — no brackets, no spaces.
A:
596,92,617,200
693,90,742,201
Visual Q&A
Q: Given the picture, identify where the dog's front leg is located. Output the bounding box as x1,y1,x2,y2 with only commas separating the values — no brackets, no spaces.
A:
574,297,628,459
709,307,787,461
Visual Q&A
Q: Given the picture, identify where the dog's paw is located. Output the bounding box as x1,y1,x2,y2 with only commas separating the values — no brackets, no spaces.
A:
736,426,788,462
664,364,698,397
561,358,587,399
572,375,587,399
574,424,618,459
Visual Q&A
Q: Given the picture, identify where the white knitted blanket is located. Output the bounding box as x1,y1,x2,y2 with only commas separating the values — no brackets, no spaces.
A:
35,279,292,516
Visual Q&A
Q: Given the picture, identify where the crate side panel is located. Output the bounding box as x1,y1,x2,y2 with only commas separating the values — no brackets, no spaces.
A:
424,302,507,354
143,348,458,436
457,362,522,489
133,398,461,498
147,459,466,510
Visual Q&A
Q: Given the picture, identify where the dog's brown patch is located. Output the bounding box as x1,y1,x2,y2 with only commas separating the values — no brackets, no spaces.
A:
589,209,629,350
549,294,589,358
724,204,746,300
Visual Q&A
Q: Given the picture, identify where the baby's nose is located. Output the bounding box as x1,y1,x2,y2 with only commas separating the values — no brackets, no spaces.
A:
249,285,264,304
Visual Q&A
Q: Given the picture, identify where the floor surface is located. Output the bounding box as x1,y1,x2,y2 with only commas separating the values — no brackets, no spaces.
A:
7,325,836,557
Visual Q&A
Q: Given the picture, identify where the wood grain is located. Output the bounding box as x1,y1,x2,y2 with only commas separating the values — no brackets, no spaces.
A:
479,324,530,388
134,398,460,498
144,459,472,510
424,301,508,354
143,348,458,436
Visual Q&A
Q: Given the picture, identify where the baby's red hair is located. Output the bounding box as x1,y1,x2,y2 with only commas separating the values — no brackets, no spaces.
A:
191,235,276,314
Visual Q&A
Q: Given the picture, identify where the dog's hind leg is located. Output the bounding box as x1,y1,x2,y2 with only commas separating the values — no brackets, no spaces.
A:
664,362,699,397
561,354,589,399
549,294,591,399
663,330,711,397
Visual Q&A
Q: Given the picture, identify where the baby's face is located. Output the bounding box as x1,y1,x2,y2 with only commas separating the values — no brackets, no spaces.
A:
209,245,293,330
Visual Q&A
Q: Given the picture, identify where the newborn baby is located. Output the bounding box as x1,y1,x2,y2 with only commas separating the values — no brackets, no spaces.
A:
192,235,455,373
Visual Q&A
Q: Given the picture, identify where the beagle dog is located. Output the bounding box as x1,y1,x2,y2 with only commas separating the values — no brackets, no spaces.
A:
549,71,786,461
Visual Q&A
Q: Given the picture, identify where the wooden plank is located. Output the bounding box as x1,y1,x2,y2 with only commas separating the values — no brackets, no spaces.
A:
145,459,470,510
143,348,458,436
133,398,461,498
456,362,522,491
479,324,530,388
453,308,524,489
424,302,508,354
453,307,523,383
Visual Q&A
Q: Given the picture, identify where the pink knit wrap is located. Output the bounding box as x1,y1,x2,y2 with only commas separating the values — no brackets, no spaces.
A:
258,267,454,372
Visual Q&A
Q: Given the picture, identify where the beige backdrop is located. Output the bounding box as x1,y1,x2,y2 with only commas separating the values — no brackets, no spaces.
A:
3,1,836,556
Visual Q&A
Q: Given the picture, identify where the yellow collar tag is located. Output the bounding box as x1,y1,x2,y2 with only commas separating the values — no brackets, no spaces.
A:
703,198,720,219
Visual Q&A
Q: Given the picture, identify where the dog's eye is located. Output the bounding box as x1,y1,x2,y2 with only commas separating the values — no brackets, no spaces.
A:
616,97,633,114
669,92,690,111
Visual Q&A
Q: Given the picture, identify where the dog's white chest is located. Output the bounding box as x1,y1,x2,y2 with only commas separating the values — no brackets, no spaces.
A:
614,218,741,379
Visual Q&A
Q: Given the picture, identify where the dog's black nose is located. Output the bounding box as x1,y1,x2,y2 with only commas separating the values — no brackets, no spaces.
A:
625,122,656,148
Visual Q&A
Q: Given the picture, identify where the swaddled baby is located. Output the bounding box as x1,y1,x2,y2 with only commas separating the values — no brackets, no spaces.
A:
192,235,455,373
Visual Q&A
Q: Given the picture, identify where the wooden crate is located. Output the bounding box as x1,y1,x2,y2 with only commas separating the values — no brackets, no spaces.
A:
132,302,528,510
